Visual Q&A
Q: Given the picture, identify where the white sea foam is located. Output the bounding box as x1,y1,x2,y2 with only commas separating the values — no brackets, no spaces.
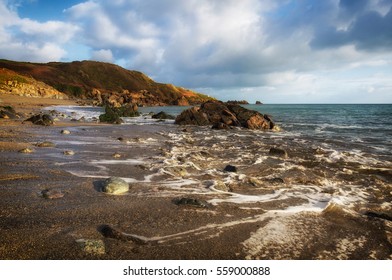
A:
46,105,102,121
90,159,146,165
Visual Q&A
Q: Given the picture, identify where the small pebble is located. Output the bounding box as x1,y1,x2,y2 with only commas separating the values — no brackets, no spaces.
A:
18,148,34,153
41,189,64,199
63,150,75,156
61,129,71,135
36,141,55,148
112,153,121,158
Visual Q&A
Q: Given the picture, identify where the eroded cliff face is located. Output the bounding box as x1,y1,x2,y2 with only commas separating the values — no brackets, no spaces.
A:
0,68,68,100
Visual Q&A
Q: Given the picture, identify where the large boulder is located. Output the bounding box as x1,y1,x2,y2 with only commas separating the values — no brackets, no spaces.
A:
151,111,175,120
175,100,274,130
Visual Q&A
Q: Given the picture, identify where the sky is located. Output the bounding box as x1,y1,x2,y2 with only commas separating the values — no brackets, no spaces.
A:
0,0,391,103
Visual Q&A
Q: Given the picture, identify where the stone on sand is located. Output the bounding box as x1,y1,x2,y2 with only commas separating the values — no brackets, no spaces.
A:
102,177,129,195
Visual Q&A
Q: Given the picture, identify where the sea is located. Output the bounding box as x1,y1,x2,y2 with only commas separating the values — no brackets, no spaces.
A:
49,102,392,202
53,103,392,155
45,103,392,258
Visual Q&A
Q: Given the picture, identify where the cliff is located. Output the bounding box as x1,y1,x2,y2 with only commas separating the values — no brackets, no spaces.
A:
0,59,214,106
0,68,68,99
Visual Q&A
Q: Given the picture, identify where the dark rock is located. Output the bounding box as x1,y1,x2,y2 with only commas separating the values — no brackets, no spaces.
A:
35,141,55,148
42,189,64,199
212,122,231,130
227,100,249,105
182,127,192,133
173,197,211,208
0,106,19,119
364,211,392,222
175,106,210,126
255,101,263,105
24,113,54,126
223,165,237,173
99,106,123,124
175,100,274,130
101,177,129,195
267,177,285,185
151,111,175,120
269,147,288,158
99,225,148,245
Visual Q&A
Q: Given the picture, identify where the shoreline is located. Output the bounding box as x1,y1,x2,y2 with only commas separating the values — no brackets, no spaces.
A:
0,94,391,260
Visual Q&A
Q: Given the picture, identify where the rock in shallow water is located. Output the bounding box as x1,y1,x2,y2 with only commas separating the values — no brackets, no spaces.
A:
173,197,211,208
269,147,288,158
151,111,175,120
0,106,19,119
102,177,129,195
224,165,237,173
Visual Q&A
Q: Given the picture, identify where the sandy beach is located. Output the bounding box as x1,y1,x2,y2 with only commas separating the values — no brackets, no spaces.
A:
0,94,391,260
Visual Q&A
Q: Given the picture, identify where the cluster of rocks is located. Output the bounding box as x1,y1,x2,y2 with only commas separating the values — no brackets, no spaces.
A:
91,88,167,107
175,101,275,130
23,113,54,126
226,100,249,105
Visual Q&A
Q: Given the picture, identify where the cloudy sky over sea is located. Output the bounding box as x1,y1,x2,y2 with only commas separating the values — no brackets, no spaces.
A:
1,0,391,103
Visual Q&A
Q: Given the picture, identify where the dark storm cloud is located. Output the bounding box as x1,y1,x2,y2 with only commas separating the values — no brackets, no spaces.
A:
311,0,392,51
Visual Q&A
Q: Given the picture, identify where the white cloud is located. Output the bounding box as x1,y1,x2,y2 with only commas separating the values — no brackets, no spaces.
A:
91,49,114,63
0,0,78,62
18,18,79,43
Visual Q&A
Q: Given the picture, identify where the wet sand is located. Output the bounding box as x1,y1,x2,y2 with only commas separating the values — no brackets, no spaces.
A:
0,94,391,260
